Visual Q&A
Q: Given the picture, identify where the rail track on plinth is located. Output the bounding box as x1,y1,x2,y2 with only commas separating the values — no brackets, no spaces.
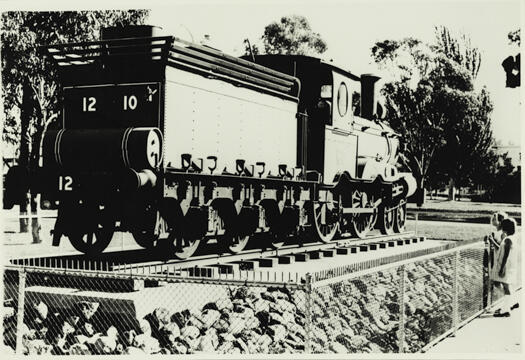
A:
7,232,425,279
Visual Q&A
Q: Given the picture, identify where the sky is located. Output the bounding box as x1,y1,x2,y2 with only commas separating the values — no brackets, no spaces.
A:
147,0,522,146
1,0,522,146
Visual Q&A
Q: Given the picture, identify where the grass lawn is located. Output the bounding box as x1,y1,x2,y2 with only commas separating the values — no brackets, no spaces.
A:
406,219,521,242
408,199,521,215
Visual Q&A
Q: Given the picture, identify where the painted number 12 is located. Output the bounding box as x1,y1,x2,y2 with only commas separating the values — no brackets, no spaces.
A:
59,176,73,191
82,97,96,112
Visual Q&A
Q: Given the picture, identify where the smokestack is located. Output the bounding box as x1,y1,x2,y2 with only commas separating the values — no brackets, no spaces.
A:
360,74,381,120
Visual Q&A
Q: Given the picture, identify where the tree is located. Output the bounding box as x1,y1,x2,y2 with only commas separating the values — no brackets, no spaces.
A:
1,10,149,241
372,38,446,192
434,26,481,79
508,29,520,46
502,28,520,88
372,28,496,199
257,15,327,56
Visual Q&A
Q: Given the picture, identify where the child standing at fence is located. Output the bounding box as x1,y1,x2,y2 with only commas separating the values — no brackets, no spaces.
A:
492,217,519,317
487,212,507,269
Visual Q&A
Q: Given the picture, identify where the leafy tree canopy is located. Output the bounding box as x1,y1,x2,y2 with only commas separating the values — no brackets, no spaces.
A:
372,27,494,190
254,15,327,56
1,10,149,157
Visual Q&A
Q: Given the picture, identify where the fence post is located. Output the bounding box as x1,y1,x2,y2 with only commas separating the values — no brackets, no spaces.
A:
305,273,312,354
415,212,419,236
15,269,27,355
398,265,405,353
452,250,459,335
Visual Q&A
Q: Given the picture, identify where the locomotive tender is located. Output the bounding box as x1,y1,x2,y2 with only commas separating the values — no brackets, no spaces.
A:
20,25,416,258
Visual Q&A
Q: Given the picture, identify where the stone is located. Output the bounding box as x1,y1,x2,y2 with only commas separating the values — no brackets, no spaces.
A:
252,298,271,313
198,331,219,352
216,297,234,311
123,346,146,355
281,311,295,324
287,322,306,339
171,341,188,354
181,325,200,340
68,343,91,355
235,337,250,353
228,316,247,334
153,307,171,327
275,299,295,313
213,318,230,333
260,291,277,303
3,306,15,320
217,340,234,354
79,322,95,337
171,310,191,328
349,334,369,349
122,330,137,347
133,334,160,354
33,301,49,320
243,316,260,330
311,325,328,346
268,324,286,342
255,334,273,348
157,322,180,348
138,318,152,336
329,341,348,353
24,339,52,355
77,301,99,320
92,335,117,354
269,312,285,325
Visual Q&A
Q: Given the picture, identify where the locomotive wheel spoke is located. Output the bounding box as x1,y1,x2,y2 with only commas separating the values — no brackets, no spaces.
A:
394,202,407,233
310,200,338,243
349,190,374,239
379,205,395,235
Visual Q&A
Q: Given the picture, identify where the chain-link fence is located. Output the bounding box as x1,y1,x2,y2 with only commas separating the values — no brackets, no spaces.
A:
2,239,512,355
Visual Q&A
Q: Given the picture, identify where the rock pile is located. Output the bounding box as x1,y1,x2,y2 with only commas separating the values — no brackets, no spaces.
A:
2,286,308,354
2,251,482,354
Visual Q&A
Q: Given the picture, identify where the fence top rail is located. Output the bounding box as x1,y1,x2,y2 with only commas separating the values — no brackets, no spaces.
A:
2,264,307,289
310,238,483,286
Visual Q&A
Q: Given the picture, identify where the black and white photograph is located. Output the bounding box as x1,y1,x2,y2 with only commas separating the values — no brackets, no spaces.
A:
0,0,522,356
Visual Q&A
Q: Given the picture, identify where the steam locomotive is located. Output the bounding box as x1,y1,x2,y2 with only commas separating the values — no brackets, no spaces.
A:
7,25,415,258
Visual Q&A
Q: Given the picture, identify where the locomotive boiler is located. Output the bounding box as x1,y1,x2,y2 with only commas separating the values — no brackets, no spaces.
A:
9,25,415,258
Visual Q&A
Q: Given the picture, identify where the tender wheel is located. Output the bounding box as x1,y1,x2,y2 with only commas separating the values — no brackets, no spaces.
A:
131,204,158,249
260,199,293,249
394,202,407,233
349,190,375,239
223,235,250,253
172,207,207,260
378,205,395,235
68,203,115,256
309,200,339,243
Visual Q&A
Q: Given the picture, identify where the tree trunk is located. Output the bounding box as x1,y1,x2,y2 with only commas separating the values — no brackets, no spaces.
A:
30,193,42,243
29,107,47,244
415,174,426,207
18,79,32,233
448,178,456,201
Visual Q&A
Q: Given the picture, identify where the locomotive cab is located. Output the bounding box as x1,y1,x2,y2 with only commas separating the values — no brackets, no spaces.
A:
249,55,399,184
